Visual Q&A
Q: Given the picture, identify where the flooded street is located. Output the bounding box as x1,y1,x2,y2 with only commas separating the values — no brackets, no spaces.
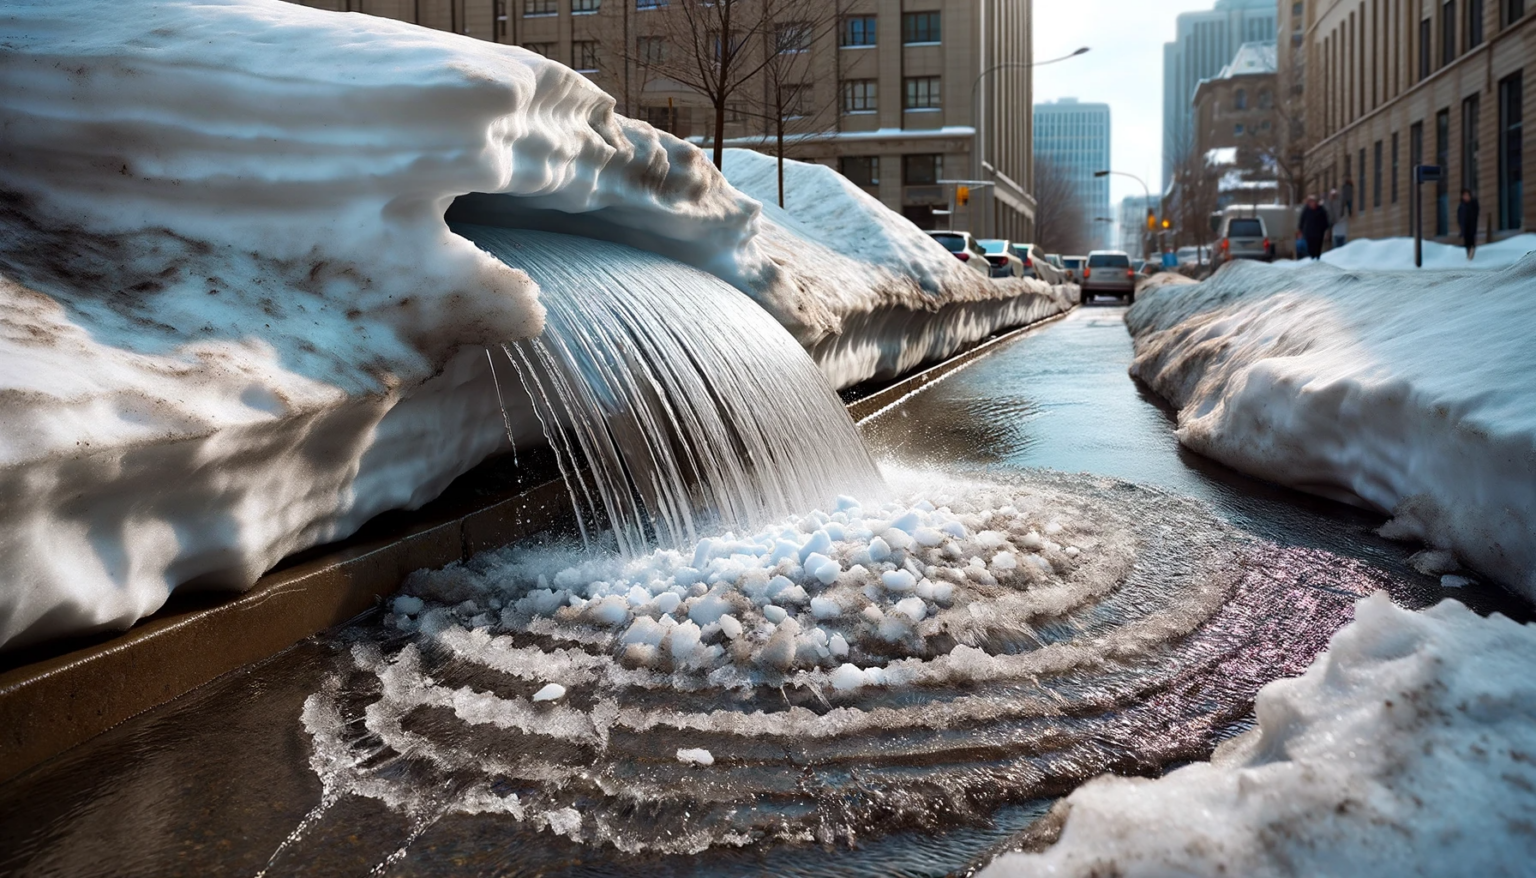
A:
0,305,1520,878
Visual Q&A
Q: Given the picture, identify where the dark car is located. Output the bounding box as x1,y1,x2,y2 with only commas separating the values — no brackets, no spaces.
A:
1081,250,1137,304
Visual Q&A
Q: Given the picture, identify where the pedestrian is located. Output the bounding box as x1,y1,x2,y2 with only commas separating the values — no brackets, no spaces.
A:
1325,188,1343,248
1457,188,1480,260
1340,177,1355,217
1298,194,1330,261
1333,213,1348,250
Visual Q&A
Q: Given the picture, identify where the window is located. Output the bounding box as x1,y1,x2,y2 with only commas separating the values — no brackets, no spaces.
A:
904,76,941,110
1442,1,1456,65
1392,131,1401,203
573,0,600,11
636,36,665,65
1235,123,1246,135
1228,218,1265,236
522,42,556,58
641,104,685,133
1360,147,1368,208
775,21,811,54
1499,72,1524,229
902,11,941,44
1293,1,1304,17
636,0,666,8
1436,108,1450,234
573,40,599,71
1464,95,1481,195
841,15,876,47
1259,89,1273,109
1382,140,1394,208
710,30,744,61
1468,0,1485,46
524,0,555,15
1420,17,1432,79
842,79,877,113
1506,0,1527,25
839,155,879,187
779,84,812,118
1235,88,1248,110
903,154,941,185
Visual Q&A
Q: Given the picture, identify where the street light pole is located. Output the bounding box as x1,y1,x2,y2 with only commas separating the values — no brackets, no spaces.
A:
969,46,1089,239
1095,168,1152,261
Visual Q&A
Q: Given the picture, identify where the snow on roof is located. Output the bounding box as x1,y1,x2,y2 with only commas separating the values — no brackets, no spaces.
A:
1205,147,1239,166
1217,40,1278,78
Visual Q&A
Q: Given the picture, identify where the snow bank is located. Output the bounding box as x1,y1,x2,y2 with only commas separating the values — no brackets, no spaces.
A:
0,0,761,650
1302,233,1536,270
982,594,1536,877
718,150,1073,388
1126,257,1536,599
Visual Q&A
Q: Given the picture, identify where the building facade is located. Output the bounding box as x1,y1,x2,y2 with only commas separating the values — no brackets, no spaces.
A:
1034,98,1111,249
1163,0,1279,188
1297,0,1532,241
1193,41,1280,157
1116,194,1163,257
288,0,1037,241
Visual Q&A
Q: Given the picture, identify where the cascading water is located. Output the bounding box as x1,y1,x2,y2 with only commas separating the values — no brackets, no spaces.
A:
457,226,883,556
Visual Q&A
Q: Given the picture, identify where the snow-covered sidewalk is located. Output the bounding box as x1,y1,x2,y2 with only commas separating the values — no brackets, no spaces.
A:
1126,255,1536,601
982,593,1536,877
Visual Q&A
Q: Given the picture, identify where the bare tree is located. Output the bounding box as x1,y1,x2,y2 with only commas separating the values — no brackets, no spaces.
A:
625,0,828,170
743,7,840,206
1164,127,1222,258
1251,60,1308,204
1032,155,1091,256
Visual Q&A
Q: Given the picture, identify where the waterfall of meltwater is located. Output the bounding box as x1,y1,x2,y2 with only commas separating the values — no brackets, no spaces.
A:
454,225,885,556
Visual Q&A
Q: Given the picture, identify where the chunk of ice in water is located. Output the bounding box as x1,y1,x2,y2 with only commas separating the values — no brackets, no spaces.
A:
829,632,850,657
882,569,917,592
763,605,788,624
830,663,866,690
687,592,732,626
799,530,832,562
1441,574,1474,588
867,536,892,562
544,807,582,837
803,553,841,585
676,747,715,766
532,683,566,702
894,597,927,623
392,595,424,617
810,596,842,619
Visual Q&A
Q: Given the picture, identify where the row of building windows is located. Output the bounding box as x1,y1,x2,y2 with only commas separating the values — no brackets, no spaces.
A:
1326,70,1522,232
1325,0,1528,136
518,6,944,45
837,154,946,188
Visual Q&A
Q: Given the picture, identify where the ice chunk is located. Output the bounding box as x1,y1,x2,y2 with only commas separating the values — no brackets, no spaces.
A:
676,747,715,766
894,597,927,623
882,569,917,593
798,530,832,562
392,595,425,617
914,527,945,548
991,552,1018,571
763,605,789,624
830,663,867,691
868,537,892,563
544,807,582,837
532,683,566,702
803,553,842,585
718,614,743,640
829,632,850,657
810,596,842,619
620,617,666,648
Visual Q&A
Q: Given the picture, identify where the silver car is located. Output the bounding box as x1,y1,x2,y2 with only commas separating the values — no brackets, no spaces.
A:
926,230,992,277
1216,215,1273,264
1080,250,1137,304
978,238,1025,278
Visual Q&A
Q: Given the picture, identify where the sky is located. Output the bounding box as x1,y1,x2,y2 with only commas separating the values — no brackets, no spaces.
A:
1032,0,1220,227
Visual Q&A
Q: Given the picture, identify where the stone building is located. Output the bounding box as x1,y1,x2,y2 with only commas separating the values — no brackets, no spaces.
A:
1192,41,1280,157
288,0,1038,241
1163,0,1279,188
1296,0,1532,241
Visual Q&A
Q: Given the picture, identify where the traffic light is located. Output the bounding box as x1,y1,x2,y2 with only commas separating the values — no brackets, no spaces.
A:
1145,208,1156,231
956,185,970,207
1161,219,1171,229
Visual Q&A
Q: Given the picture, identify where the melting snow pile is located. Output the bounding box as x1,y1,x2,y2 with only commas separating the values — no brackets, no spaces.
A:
1127,257,1536,600
983,594,1536,877
1297,232,1536,270
0,0,760,650
718,150,1073,388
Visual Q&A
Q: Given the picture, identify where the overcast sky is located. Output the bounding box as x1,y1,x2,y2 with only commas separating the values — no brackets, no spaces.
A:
1032,0,1219,211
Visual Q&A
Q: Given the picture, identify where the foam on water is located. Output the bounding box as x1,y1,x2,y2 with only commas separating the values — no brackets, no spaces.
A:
456,226,884,556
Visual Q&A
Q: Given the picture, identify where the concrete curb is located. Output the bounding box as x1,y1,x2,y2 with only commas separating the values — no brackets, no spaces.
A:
0,302,1072,784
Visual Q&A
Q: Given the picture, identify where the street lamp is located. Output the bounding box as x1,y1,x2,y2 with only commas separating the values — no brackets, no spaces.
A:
969,47,1090,237
1094,169,1152,260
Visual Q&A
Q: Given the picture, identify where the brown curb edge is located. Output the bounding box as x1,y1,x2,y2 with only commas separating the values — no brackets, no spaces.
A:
0,302,1072,785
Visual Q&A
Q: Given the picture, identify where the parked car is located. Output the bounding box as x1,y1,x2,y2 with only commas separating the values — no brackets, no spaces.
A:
1045,253,1065,270
1061,255,1087,283
1176,244,1214,267
1081,250,1137,304
977,238,1025,278
1215,215,1273,264
1013,243,1066,283
926,230,991,276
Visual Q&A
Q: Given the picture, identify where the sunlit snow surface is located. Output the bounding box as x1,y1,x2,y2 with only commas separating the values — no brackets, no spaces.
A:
270,469,1382,867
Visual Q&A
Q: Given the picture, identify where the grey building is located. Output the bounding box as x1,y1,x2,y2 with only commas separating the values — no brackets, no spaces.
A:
1034,98,1111,249
1117,194,1162,257
1162,0,1277,189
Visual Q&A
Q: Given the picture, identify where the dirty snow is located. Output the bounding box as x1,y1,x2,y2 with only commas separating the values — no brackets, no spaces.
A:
1297,233,1536,270
1127,256,1536,600
983,594,1536,877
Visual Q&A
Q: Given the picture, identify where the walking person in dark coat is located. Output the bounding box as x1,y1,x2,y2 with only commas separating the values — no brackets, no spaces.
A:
1458,189,1480,260
1298,194,1331,262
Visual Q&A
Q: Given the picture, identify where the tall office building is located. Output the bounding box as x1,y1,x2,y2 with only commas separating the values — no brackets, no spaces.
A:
286,0,1038,241
1162,0,1277,188
1034,98,1111,249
